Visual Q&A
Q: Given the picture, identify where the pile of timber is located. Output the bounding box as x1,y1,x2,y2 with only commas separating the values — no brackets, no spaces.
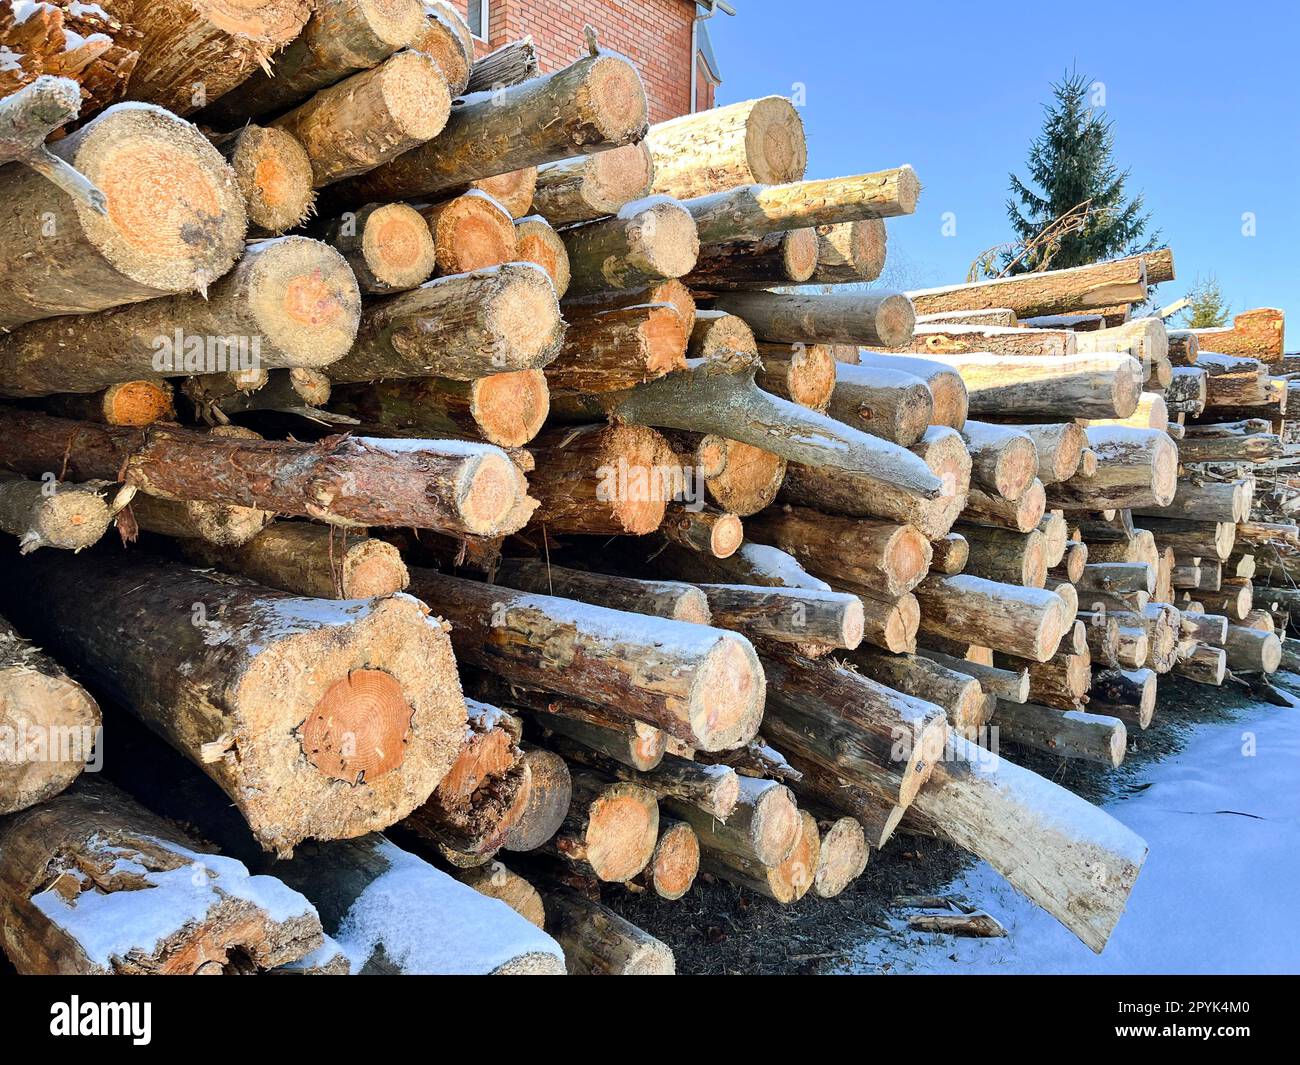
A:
1,7,1292,977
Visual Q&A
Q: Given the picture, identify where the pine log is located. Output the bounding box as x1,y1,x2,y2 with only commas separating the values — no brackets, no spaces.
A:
1078,562,1157,596
684,167,921,245
1165,367,1208,415
0,476,111,554
906,250,1173,318
1073,316,1169,365
0,102,246,331
528,701,667,773
1133,480,1252,524
959,421,1039,501
648,541,831,593
333,52,649,203
213,125,315,235
959,525,1048,588
1089,667,1157,729
892,322,1077,358
562,197,700,297
515,216,571,298
906,425,974,536
325,263,563,383
532,142,655,226
687,435,788,516
824,362,934,447
0,552,467,855
700,809,820,905
1039,512,1069,567
848,647,986,735
960,480,1047,533
631,819,701,901
0,8,138,117
318,202,437,294
995,704,1126,768
931,532,970,574
564,280,697,329
497,560,711,624
0,236,361,397
503,745,572,852
1223,624,1282,674
407,569,764,752
916,574,1068,662
452,860,545,929
811,219,888,284
417,191,518,276
755,343,837,411
544,303,688,393
684,228,819,289
914,648,1031,704
1046,426,1178,510
665,773,801,867
412,2,474,95
542,770,659,883
661,505,745,558
540,884,674,974
854,351,970,429
0,616,100,816
1082,390,1169,432
647,96,807,200
711,289,915,348
1173,644,1228,686
1055,539,1088,583
1178,424,1282,464
183,522,409,599
42,379,176,427
0,411,535,536
1081,611,1122,667
329,370,550,448
995,648,1091,710
271,835,565,973
1190,308,1286,364
1140,517,1237,561
455,167,540,220
198,0,427,125
695,584,866,651
811,816,870,899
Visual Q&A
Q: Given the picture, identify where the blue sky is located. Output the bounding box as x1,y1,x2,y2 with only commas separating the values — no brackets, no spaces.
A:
704,0,1300,329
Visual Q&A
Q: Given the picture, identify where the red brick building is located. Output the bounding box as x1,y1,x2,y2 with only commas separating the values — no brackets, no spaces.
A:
450,1,725,123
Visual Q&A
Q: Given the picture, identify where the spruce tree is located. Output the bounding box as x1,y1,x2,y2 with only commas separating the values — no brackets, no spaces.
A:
1179,275,1232,328
1002,70,1157,274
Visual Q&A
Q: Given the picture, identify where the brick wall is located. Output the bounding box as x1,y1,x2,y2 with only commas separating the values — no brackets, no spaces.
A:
451,0,704,123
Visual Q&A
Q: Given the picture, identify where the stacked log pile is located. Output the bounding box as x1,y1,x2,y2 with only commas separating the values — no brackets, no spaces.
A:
0,9,1291,976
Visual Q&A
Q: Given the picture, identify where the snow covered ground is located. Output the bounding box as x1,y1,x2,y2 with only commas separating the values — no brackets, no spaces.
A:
840,683,1300,974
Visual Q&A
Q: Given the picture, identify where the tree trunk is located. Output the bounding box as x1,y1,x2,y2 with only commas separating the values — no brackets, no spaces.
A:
995,648,1091,710
562,198,700,297
1011,422,1087,484
332,53,648,203
406,569,765,752
755,342,837,411
526,700,667,773
0,102,247,331
711,289,915,348
0,476,112,554
562,278,696,327
1046,426,1179,511
531,141,655,226
42,379,176,427
317,202,437,294
1078,562,1157,596
854,351,970,429
811,815,870,898
894,321,1077,357
847,646,987,735
931,532,970,574
811,219,887,284
916,647,1031,703
1190,308,1286,364
544,303,688,393
213,125,315,235
959,421,1039,501
996,704,1127,768
0,552,467,856
960,480,1047,533
1134,517,1236,561
665,773,801,867
414,1,474,96
183,366,330,420
1133,480,1252,524
661,505,745,559
0,236,361,397
1223,624,1282,673
678,434,787,516
915,574,1068,662
496,560,711,623
1173,645,1227,686
685,229,818,289
1089,667,1158,728
503,745,572,852
452,860,545,929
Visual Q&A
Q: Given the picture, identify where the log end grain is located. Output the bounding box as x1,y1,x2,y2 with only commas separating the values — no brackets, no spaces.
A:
629,199,701,281
687,632,766,752
785,344,837,410
744,95,808,185
514,216,571,298
422,191,519,274
20,486,113,552
360,202,439,290
245,236,363,367
587,140,656,212
223,125,315,234
584,781,660,882
472,167,539,219
703,439,787,517
813,816,869,899
102,379,176,426
503,747,572,851
470,368,551,447
646,820,700,900
483,262,566,371
583,53,652,146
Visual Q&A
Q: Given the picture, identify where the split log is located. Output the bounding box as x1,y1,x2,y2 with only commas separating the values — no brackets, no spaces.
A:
0,616,100,815
959,421,1039,501
661,506,744,558
496,560,711,624
406,569,764,752
333,52,649,203
684,167,921,245
562,198,700,297
465,32,539,94
417,191,518,276
544,304,688,393
183,522,410,599
318,202,438,294
848,647,986,735
915,574,1068,662
960,480,1047,533
515,216,571,297
541,770,659,883
532,142,655,226
1173,645,1228,686
812,815,870,899
325,263,563,383
666,774,801,867
0,102,246,331
503,746,572,852
647,96,807,199
199,0,427,125
811,219,888,284
0,410,536,537
1045,427,1179,510
271,835,565,974
906,250,1173,319
711,289,915,348
959,525,1048,587
0,551,466,855
273,51,450,186
1223,624,1282,674
1089,668,1157,729
685,229,819,289
743,504,933,598
213,125,315,235
328,370,550,448
854,351,969,429
0,236,361,398
824,362,934,447
539,884,674,974
904,735,1147,953
0,476,111,554
699,809,820,905
755,343,837,411
0,779,323,974
995,704,1126,768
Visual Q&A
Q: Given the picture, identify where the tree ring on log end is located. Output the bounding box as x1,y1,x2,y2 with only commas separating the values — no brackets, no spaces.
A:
457,450,526,535
355,0,430,49
629,202,700,280
787,344,836,409
748,782,801,866
380,50,453,140
708,513,744,558
585,783,658,882
32,491,111,551
783,228,819,282
815,817,868,898
873,293,917,348
651,823,700,900
247,237,362,366
704,441,786,517
589,142,655,214
364,204,437,289
300,668,414,783
688,634,764,752
1150,434,1179,507
486,265,564,368
106,381,175,427
586,55,651,143
471,369,550,447
840,597,867,649
745,96,808,186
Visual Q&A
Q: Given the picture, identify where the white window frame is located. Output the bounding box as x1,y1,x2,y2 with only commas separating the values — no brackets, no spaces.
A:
467,0,490,41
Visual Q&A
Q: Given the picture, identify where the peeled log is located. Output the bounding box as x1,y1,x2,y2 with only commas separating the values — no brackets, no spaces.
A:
711,289,915,348
0,552,466,856
324,263,563,384
0,779,323,974
1046,427,1179,511
646,96,807,200
533,142,656,226
0,103,246,331
0,616,101,815
406,569,765,752
904,735,1147,952
334,53,649,204
915,574,1068,662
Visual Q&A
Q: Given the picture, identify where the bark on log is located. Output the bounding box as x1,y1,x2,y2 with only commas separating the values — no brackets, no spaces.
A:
811,219,888,284
824,362,933,447
712,289,915,348
1078,562,1157,596
958,525,1048,588
661,505,745,559
527,700,666,773
907,425,974,537
1012,422,1087,484
684,229,818,289
1139,517,1237,561
213,125,315,235
699,809,820,905
531,142,655,226
333,53,649,203
959,421,1039,501
544,303,688,393
0,552,467,855
892,322,1077,357
854,351,969,429
915,574,1068,662
960,480,1047,533
406,569,765,752
848,646,986,735
0,102,246,331
1223,624,1282,674
458,167,539,220
318,202,437,294
503,745,572,852
0,236,361,397
931,532,970,574
995,704,1127,768
1133,480,1252,524
452,860,545,929
496,560,711,624
1089,667,1158,729
1190,308,1286,364
324,263,563,383
464,32,539,94
696,584,866,651
1046,427,1179,510
0,476,111,554
755,342,837,411
647,541,831,593
562,197,700,297
1173,644,1227,686
1165,366,1208,415
665,773,801,867
0,11,138,120
539,883,674,974
43,379,176,427
995,649,1091,710
647,96,807,200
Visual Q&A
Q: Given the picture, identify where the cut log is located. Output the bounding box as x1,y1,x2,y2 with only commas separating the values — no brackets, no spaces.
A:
562,197,700,297
0,102,246,331
526,700,667,773
1013,423,1088,484
960,480,1047,533
183,522,410,599
0,552,469,855
854,351,969,429
42,379,176,427
1081,390,1169,432
461,167,540,220
1089,667,1158,729
544,303,688,393
1190,308,1286,364
848,647,986,735
711,289,915,348
318,202,437,294
647,96,807,199
824,362,934,447
666,773,801,867
464,29,538,92
1046,427,1179,510
540,884,674,974
417,191,518,276
0,779,323,974
0,236,361,398
1133,480,1251,524
452,860,545,929
0,410,535,537
0,476,111,554
1223,624,1282,674
199,0,427,125
504,746,572,852
1080,611,1122,667
515,215,571,298
685,229,819,289
684,435,787,517
931,533,970,574
812,816,870,899
684,167,921,245
1139,518,1236,561
563,278,696,327
995,648,1091,710
406,569,764,752
903,734,1147,952
893,322,1077,357
695,584,866,651
995,704,1126,768
633,819,700,901
959,525,1048,588
0,616,100,815
1178,424,1282,464
648,542,831,593
699,809,820,905
130,493,272,549
1078,562,1157,596
812,219,888,284
915,648,1030,704
325,263,563,383
542,770,658,883
908,425,974,536
0,11,138,120
661,505,744,558
333,52,649,203
1073,316,1169,366
496,560,711,624
1173,645,1228,686
532,141,655,226
413,2,474,96
1165,366,1208,415
755,343,837,411
213,125,315,235
915,574,1067,662
959,421,1039,501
